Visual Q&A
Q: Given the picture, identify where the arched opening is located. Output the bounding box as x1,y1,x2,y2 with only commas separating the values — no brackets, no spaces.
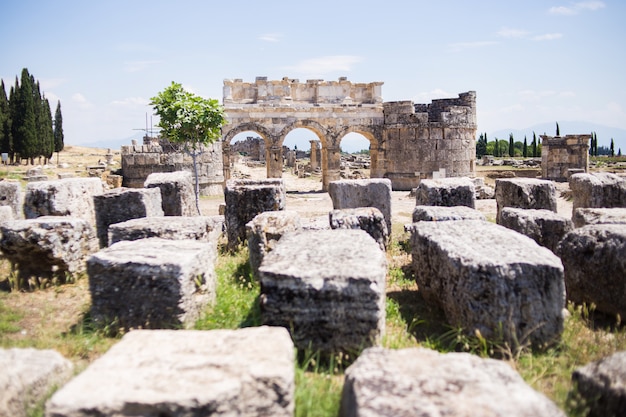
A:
338,132,373,179
282,128,324,191
228,130,268,180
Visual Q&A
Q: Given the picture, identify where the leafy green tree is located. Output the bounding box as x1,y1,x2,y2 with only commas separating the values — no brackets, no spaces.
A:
508,133,515,157
476,132,487,158
54,100,64,157
151,82,227,214
523,136,528,158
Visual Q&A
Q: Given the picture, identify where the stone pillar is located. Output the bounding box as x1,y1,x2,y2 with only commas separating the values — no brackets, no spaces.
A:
323,146,342,191
310,140,320,171
266,145,283,178
222,142,231,182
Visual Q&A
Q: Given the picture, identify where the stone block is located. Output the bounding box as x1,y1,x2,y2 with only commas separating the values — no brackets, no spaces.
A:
0,216,98,283
87,238,216,329
569,172,626,210
572,207,626,227
93,187,164,248
0,181,24,219
328,178,392,235
224,179,286,250
246,210,301,280
259,229,386,354
411,205,486,222
495,178,557,223
415,177,476,208
329,207,388,251
499,208,573,252
0,205,14,223
572,351,626,417
0,348,73,417
556,225,626,317
144,171,197,216
341,347,565,417
407,220,565,347
45,327,295,417
23,178,103,224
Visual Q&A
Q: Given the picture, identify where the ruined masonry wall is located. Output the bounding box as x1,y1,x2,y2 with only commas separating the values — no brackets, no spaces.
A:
121,143,224,196
541,135,590,182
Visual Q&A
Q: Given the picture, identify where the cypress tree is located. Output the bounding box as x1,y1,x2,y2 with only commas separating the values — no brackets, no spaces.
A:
610,138,615,157
523,136,528,158
532,132,537,157
556,122,560,136
13,69,38,163
508,133,515,157
0,80,10,159
54,100,64,155
41,97,54,163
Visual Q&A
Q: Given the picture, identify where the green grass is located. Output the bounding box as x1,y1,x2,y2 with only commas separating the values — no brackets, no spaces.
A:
0,298,22,334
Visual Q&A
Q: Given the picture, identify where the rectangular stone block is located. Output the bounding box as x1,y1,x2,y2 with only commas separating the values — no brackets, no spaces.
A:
415,177,476,208
0,181,23,219
144,171,197,216
572,207,626,227
407,220,565,348
495,178,557,223
87,238,215,329
328,178,392,235
330,207,388,251
411,205,486,222
499,208,573,253
569,172,626,210
259,229,387,354
93,187,164,247
45,327,295,417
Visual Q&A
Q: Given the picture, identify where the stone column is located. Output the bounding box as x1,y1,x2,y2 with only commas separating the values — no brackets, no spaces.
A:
310,140,320,171
266,145,283,178
222,142,231,182
323,146,342,191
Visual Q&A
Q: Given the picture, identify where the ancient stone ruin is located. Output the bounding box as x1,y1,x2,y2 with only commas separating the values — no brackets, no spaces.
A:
541,134,590,182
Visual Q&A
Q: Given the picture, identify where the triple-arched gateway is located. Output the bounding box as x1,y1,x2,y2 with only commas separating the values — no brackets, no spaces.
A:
221,77,477,191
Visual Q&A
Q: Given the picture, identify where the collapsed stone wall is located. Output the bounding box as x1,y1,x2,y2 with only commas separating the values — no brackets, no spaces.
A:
540,134,590,182
121,138,224,196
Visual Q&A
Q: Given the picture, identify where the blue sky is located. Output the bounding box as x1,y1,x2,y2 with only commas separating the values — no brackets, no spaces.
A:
1,0,624,151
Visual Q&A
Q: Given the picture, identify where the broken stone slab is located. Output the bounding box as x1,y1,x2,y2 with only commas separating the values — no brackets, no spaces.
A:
107,215,223,262
0,216,98,284
340,347,566,417
23,177,104,224
569,172,626,211
495,178,557,223
259,229,387,354
0,205,14,223
411,205,486,222
0,348,73,417
246,210,301,280
328,178,392,237
329,207,388,251
0,180,24,219
415,177,476,208
499,208,573,253
572,351,626,417
572,207,626,227
407,220,565,348
45,327,295,417
472,176,495,199
93,187,164,248
144,171,197,216
87,237,216,330
224,179,286,250
556,224,626,318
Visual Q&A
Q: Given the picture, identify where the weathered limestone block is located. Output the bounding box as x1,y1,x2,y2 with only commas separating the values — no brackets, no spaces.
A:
0,348,73,417
0,181,24,219
495,178,557,223
328,178,392,235
499,208,573,252
87,238,216,329
572,207,626,227
572,351,626,417
23,178,103,224
570,172,626,210
45,327,295,417
340,347,565,417
259,229,387,354
407,220,565,347
329,207,388,251
556,225,626,317
93,187,164,247
411,205,486,222
0,216,98,282
108,215,223,263
246,210,301,280
144,171,197,216
473,176,495,199
415,177,476,208
224,179,286,250
0,205,14,223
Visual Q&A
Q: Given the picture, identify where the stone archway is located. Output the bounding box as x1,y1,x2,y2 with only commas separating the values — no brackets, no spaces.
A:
222,122,272,181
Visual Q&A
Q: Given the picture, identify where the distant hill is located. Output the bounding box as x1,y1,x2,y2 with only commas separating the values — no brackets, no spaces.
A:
488,121,626,154
68,132,144,150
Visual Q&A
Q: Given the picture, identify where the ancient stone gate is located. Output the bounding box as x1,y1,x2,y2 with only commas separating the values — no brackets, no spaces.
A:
222,77,477,191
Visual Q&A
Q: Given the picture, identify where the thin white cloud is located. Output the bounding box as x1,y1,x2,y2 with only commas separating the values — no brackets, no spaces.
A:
39,78,66,90
448,41,498,52
532,33,564,41
111,97,150,108
497,27,530,39
71,93,92,109
259,33,281,42
283,55,363,75
549,1,606,15
412,88,454,103
519,89,576,101
124,60,162,73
